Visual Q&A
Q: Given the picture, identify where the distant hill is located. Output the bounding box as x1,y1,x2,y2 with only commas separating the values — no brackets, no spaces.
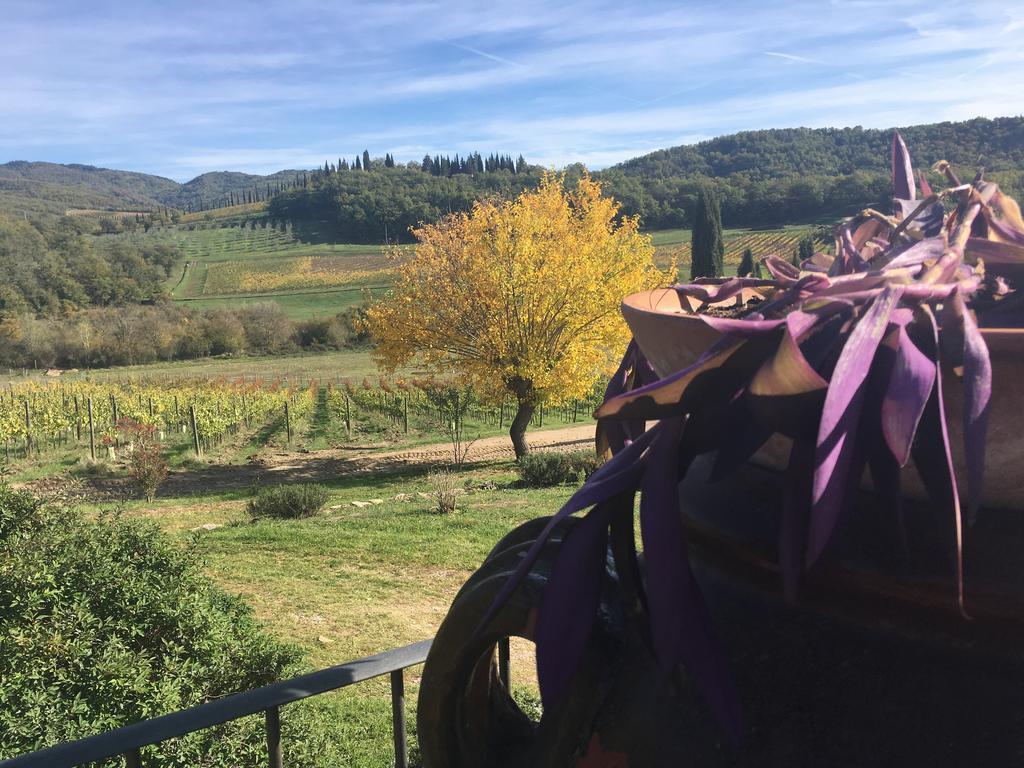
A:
613,116,1024,179
3,116,1023,229
0,161,304,219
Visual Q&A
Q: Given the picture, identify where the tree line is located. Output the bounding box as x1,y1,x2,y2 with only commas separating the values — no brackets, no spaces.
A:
267,165,545,244
0,302,370,369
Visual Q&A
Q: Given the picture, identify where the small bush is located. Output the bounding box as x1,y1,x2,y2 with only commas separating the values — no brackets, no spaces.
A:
429,470,458,515
516,450,600,487
118,418,169,501
248,484,330,520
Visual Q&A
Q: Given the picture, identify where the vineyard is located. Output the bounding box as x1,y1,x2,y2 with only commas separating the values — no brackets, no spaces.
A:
0,375,606,468
203,256,392,295
654,226,823,273
0,378,315,461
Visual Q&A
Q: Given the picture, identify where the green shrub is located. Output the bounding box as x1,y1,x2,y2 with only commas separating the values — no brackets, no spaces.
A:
248,483,330,520
0,484,326,765
516,450,600,487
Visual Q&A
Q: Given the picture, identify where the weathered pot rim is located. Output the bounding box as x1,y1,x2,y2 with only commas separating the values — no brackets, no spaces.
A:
623,288,1024,351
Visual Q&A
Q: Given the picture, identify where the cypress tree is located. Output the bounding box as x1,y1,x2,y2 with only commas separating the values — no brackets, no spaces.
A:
362,149,371,170
690,187,724,280
798,234,815,264
738,247,754,277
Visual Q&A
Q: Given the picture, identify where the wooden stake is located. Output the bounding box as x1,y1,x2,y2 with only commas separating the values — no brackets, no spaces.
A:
87,397,95,460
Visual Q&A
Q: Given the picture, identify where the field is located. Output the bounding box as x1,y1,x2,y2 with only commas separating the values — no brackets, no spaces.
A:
108,221,405,319
102,219,821,322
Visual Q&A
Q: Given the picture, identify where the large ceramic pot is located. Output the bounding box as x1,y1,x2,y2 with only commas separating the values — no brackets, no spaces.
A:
623,287,1024,623
622,288,1024,509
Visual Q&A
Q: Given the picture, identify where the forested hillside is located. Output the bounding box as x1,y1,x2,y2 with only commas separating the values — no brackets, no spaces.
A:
268,163,542,243
0,214,180,316
596,117,1024,229
615,117,1024,178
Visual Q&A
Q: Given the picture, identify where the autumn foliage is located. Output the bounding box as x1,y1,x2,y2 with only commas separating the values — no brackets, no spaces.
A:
365,173,668,457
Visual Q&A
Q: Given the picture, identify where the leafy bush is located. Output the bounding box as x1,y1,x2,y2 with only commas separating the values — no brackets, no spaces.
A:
0,484,324,765
516,450,600,487
248,483,330,520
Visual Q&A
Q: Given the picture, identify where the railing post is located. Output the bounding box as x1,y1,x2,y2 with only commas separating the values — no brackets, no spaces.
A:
266,706,283,768
123,748,141,768
498,637,511,690
390,669,408,768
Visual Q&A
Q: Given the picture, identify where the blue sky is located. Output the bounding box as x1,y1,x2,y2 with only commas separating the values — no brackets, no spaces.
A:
2,0,1023,181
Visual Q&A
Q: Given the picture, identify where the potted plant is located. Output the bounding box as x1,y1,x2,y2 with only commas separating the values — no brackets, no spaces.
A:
419,135,1024,766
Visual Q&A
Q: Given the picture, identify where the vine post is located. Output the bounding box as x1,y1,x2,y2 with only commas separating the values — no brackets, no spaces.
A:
87,396,95,460
189,404,201,457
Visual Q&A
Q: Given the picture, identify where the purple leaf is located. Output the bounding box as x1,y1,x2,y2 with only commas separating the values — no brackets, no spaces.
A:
594,336,744,421
535,499,617,707
808,286,904,565
700,315,786,337
918,170,934,198
639,417,743,740
884,237,946,271
747,314,829,437
476,425,658,636
895,198,944,237
763,255,801,282
948,290,991,520
675,278,776,306
909,307,968,617
892,131,915,201
881,324,936,466
597,340,659,455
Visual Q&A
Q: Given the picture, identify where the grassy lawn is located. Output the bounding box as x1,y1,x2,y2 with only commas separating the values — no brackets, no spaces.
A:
103,462,566,767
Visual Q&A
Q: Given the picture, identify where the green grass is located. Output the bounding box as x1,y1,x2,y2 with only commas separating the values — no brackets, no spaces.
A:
87,461,567,767
173,282,391,319
55,348,382,383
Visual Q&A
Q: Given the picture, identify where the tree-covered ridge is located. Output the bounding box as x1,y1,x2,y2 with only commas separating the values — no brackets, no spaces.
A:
615,117,1024,179
0,162,306,218
0,214,180,316
268,165,544,244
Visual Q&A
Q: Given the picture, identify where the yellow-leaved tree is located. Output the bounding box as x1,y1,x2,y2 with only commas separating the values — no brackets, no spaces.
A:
365,173,669,458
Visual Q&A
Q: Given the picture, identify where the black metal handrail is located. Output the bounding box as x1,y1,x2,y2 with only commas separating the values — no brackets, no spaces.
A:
0,638,454,768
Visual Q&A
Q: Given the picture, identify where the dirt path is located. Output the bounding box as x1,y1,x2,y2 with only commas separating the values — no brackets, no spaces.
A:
70,424,597,499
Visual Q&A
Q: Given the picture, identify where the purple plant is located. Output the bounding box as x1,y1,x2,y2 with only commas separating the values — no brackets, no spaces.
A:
481,134,1024,739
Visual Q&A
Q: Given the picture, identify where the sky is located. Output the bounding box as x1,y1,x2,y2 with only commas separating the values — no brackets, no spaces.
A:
2,0,1023,181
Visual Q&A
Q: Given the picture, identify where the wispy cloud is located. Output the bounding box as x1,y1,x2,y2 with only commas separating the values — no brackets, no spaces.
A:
0,0,1021,179
764,51,821,64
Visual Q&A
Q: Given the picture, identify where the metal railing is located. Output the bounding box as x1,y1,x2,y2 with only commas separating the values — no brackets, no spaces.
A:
2,637,514,768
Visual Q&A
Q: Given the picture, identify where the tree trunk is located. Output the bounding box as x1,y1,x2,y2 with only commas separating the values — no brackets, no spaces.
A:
510,398,536,460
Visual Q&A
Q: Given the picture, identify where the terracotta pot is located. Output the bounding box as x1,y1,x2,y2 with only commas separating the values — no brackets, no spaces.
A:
622,288,1024,510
